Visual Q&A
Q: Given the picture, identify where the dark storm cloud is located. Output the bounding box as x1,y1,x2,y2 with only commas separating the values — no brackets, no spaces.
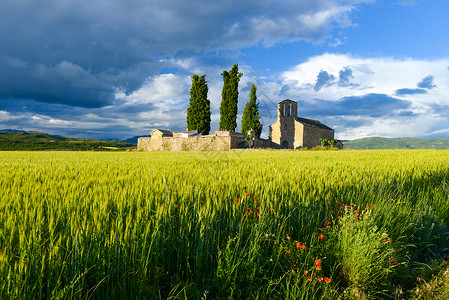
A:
417,75,436,89
395,88,427,95
0,0,369,109
301,93,413,118
314,70,336,91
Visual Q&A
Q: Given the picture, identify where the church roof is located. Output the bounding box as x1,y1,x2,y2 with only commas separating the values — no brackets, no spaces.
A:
296,117,333,131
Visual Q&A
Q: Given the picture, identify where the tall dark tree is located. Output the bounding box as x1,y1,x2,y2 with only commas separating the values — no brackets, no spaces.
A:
241,84,262,137
219,63,242,131
187,74,211,135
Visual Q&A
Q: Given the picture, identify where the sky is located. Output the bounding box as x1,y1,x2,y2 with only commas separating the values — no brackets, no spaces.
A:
1,0,449,140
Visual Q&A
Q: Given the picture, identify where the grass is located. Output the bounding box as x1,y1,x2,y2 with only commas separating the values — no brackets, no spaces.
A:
0,150,448,299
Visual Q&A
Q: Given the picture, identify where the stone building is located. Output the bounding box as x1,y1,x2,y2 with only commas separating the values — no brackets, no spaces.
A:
269,99,334,149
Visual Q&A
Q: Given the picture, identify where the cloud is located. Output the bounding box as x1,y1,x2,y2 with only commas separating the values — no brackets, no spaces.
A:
314,70,336,91
301,93,412,118
417,75,436,89
338,67,354,86
396,0,416,6
0,0,373,111
279,53,449,139
395,88,427,95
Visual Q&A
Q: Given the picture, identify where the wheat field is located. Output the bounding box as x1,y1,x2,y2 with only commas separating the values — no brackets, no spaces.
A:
0,150,448,299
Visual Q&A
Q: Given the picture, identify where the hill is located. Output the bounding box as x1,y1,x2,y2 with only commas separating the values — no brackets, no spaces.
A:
344,137,449,150
0,131,136,151
122,135,151,144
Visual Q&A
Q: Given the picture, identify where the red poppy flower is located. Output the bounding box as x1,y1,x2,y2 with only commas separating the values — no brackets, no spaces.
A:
326,226,330,229
236,198,240,201
304,270,309,275
175,204,179,207
315,259,322,266
301,245,306,249
286,236,291,240
257,212,261,217
245,193,250,196
338,216,342,219
394,260,398,264
308,277,312,282
387,239,391,243
327,222,331,225
265,233,269,238
296,242,302,248
291,269,295,273
318,234,324,240
318,277,323,281
316,266,322,271
324,277,331,283
253,196,258,199
257,206,261,210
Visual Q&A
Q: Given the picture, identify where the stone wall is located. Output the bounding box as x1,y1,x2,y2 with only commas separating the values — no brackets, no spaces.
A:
302,126,334,149
138,134,248,151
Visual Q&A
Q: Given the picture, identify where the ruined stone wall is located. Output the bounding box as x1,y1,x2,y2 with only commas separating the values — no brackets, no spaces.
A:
302,126,334,149
138,135,250,151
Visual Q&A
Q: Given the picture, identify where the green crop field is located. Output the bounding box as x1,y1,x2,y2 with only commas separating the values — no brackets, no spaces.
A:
1,150,448,299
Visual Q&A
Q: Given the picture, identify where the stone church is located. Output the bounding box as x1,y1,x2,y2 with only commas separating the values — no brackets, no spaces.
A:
137,98,336,151
269,99,334,149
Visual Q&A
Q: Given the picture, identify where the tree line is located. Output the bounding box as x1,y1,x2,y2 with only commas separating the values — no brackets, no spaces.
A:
186,63,262,137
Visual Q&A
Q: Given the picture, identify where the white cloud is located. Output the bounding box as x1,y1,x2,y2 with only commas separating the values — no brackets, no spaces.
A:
277,53,449,139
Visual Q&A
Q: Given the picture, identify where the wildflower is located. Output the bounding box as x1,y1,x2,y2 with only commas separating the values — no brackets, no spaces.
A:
326,226,330,229
354,204,357,207
324,277,331,283
394,260,398,264
304,270,309,275
265,233,269,238
308,277,312,282
248,211,253,215
286,250,291,254
327,222,331,225
301,245,306,249
387,239,391,243
388,257,392,260
243,210,246,213
257,212,261,217
292,269,295,273
318,277,323,281
318,234,324,240
246,193,250,196
286,236,291,240
236,198,240,202
296,242,302,248
175,204,179,207
253,195,258,199
248,207,252,210
315,259,322,266
338,216,342,219
257,206,261,210
316,266,322,271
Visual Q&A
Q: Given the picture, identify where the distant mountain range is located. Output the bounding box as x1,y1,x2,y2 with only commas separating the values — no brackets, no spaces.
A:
2,130,448,151
122,135,151,144
0,130,136,151
343,137,449,150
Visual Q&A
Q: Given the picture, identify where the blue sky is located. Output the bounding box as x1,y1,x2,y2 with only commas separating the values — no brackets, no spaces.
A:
1,0,449,140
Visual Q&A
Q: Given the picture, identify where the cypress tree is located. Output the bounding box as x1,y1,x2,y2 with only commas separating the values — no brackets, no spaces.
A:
241,84,262,137
219,63,242,131
187,74,211,135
